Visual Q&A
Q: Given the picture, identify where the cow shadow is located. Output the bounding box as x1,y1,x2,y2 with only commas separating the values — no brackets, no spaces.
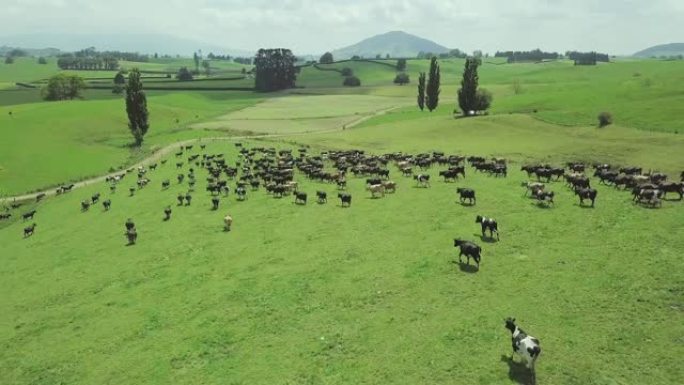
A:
500,355,536,385
577,204,595,209
533,202,554,209
452,260,479,274
458,201,476,207
474,234,498,243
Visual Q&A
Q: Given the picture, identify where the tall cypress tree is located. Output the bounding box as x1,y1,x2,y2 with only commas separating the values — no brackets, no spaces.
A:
425,57,440,112
417,72,426,111
125,68,149,146
458,58,481,115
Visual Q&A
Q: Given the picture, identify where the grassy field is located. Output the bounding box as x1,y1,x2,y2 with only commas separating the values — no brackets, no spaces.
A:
0,92,261,195
0,138,682,385
194,94,411,134
0,54,683,385
297,59,684,133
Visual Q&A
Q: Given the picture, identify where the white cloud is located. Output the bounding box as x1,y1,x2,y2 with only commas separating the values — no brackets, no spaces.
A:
0,0,682,54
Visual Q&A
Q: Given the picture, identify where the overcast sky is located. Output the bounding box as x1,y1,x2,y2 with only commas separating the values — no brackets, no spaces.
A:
2,0,683,55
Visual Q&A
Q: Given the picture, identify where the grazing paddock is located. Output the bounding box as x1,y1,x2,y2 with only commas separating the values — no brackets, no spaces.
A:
0,139,681,385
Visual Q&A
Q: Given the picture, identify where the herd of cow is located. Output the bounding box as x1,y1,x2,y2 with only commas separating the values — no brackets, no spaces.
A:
4,144,683,257
4,142,683,377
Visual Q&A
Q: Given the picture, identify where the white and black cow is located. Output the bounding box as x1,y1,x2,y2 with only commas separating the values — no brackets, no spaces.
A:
475,215,499,240
504,317,541,374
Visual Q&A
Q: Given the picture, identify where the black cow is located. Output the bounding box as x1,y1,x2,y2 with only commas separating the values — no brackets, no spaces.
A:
36,193,46,202
338,193,352,207
454,239,482,267
162,180,171,190
658,182,684,200
317,191,328,204
185,193,192,206
0,213,11,220
211,197,220,210
164,206,172,221
81,200,91,212
620,166,642,175
22,210,37,221
102,199,112,211
575,188,597,207
457,188,476,205
177,194,185,206
295,192,307,205
366,178,382,186
91,193,101,204
476,215,499,240
24,223,37,238
414,174,430,187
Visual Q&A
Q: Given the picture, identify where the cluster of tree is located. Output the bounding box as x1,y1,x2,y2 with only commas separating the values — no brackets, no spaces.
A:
566,51,609,65
42,74,85,101
233,57,252,65
177,67,194,81
417,57,440,111
254,48,298,92
495,49,559,62
57,55,119,70
125,69,149,146
457,58,492,115
207,53,232,60
436,49,469,59
38,57,48,64
319,52,334,64
4,48,28,64
417,50,469,60
73,47,149,62
397,58,407,71
6,48,27,57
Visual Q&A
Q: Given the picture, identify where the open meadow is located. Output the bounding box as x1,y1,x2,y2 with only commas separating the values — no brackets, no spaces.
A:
0,54,683,385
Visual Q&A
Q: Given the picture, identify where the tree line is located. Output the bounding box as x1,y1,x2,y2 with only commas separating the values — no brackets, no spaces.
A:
56,48,152,71
566,51,610,65
495,49,560,62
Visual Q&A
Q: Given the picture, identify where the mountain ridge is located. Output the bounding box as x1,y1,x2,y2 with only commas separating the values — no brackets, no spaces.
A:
633,43,684,57
331,31,450,59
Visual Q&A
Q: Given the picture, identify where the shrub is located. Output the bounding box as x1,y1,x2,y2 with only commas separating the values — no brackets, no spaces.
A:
393,73,410,85
37,57,48,65
475,89,493,112
343,76,361,87
4,56,14,64
176,67,194,81
598,112,613,127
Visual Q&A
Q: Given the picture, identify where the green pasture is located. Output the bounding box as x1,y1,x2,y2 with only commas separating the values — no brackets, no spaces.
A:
0,92,261,195
0,139,682,385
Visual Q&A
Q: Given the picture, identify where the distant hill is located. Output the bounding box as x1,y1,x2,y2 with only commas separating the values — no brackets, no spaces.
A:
332,31,449,59
634,43,684,58
0,45,61,57
0,33,254,57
